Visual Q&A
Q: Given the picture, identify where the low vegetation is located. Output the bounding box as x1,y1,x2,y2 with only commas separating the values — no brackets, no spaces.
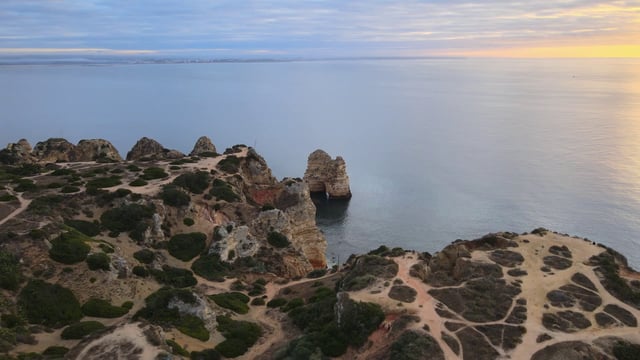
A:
141,167,169,180
173,171,210,194
129,178,148,187
81,299,129,318
209,179,239,202
64,219,101,236
60,321,105,340
160,185,191,207
209,292,250,314
49,231,91,264
217,156,240,173
133,249,155,264
86,176,122,189
18,280,82,328
167,232,207,261
100,203,154,234
215,315,262,358
135,288,209,341
150,265,197,288
191,254,230,282
0,249,22,291
86,253,110,271
267,231,290,248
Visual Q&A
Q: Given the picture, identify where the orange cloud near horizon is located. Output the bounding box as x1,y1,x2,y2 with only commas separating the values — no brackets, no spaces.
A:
446,45,640,58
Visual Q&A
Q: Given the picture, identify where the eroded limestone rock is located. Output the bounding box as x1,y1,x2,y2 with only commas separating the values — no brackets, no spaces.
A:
189,136,217,156
74,139,122,162
303,149,352,199
126,137,184,161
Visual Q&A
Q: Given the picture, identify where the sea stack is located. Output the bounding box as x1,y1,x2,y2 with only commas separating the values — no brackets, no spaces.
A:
303,149,352,200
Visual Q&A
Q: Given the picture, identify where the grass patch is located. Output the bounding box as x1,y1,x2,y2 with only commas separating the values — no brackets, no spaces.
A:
60,321,105,340
191,254,230,282
49,231,91,264
209,179,239,202
209,292,250,314
267,231,290,248
173,171,210,194
215,315,261,358
81,299,129,318
168,232,207,261
18,280,82,328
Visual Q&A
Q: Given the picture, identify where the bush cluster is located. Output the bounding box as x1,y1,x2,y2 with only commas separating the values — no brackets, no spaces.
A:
49,231,91,264
191,254,230,282
160,185,191,207
129,178,148,187
81,299,129,318
60,321,105,340
135,288,209,341
209,292,250,314
0,249,22,290
64,219,100,236
215,315,262,358
133,249,155,264
18,280,82,328
100,204,154,233
141,167,168,180
86,176,122,189
267,231,290,248
209,179,239,202
168,232,207,261
150,265,197,288
26,195,63,215
173,171,210,194
183,217,195,226
86,253,110,271
217,156,240,174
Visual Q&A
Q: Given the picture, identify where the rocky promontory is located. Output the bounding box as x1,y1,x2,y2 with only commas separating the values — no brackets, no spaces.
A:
125,137,185,161
1,137,639,360
303,149,352,199
0,138,122,164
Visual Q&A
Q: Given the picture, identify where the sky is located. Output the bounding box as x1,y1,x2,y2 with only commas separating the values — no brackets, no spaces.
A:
0,0,639,58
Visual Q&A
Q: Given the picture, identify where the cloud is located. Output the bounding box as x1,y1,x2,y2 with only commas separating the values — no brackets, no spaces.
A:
0,0,638,57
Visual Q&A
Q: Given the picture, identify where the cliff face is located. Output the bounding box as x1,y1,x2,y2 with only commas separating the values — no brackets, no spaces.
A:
126,137,184,161
32,138,77,163
1,138,122,163
0,139,37,164
74,139,122,162
303,149,352,199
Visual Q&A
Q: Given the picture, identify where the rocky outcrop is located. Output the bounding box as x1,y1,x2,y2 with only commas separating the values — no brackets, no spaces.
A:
74,139,122,162
126,137,184,161
210,224,260,262
0,139,37,164
303,149,352,199
189,136,217,156
32,138,76,162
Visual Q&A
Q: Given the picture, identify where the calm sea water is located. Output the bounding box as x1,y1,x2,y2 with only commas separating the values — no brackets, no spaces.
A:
2,59,640,268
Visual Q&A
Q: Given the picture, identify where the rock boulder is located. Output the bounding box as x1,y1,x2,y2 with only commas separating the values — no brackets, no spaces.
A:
303,149,352,199
189,136,217,156
126,137,184,161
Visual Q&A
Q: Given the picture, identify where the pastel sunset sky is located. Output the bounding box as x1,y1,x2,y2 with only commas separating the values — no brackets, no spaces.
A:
1,0,639,58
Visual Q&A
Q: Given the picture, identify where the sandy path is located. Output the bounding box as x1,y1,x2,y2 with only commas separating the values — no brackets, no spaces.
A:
0,190,31,226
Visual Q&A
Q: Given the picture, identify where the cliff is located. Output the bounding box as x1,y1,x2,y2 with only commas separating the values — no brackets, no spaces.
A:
303,149,352,199
0,138,121,164
125,137,184,161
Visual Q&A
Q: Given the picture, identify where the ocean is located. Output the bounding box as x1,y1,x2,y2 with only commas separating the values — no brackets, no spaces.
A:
2,58,639,268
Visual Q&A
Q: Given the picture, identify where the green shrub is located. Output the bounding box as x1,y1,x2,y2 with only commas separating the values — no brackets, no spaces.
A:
260,204,275,211
14,179,37,192
191,254,230,282
121,301,134,310
100,204,154,233
267,298,287,308
47,182,64,189
267,232,290,248
150,265,197,288
60,321,105,340
0,194,17,202
141,167,168,180
183,217,195,226
64,219,101,237
166,339,190,357
135,288,208,341
251,298,265,306
209,293,250,314
87,176,121,189
26,195,63,215
307,269,327,279
282,298,305,312
389,331,443,360
209,179,239,202
49,231,91,264
1,313,24,328
133,249,155,264
98,243,114,253
190,349,221,360
167,233,207,261
42,346,69,357
160,185,190,207
217,156,240,174
173,171,210,194
50,168,75,176
215,315,261,358
132,266,149,277
18,280,82,328
126,164,141,172
81,299,129,318
60,185,80,193
0,249,22,290
129,178,148,187
86,253,110,271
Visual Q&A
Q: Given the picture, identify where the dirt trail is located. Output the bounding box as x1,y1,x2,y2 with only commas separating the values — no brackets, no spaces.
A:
0,191,31,226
